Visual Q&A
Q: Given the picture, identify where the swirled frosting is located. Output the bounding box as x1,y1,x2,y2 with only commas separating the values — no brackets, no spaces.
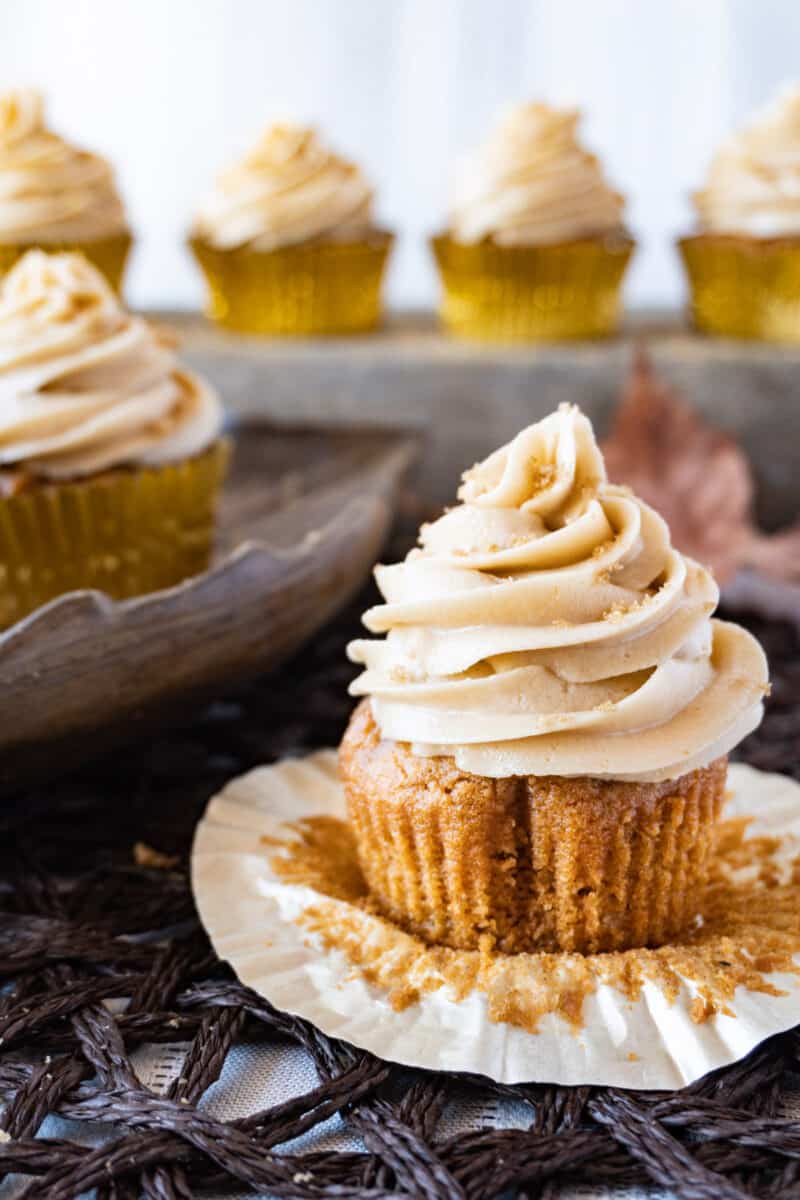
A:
0,251,222,479
349,406,767,783
0,89,128,244
694,86,800,237
450,102,626,245
193,122,375,250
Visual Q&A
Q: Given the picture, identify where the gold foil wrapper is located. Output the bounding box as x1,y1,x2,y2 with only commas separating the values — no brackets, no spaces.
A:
431,233,634,341
679,233,800,341
189,233,394,335
0,440,229,631
0,231,132,294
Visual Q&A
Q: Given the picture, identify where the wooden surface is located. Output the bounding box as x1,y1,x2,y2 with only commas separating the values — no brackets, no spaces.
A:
163,309,800,530
0,424,415,791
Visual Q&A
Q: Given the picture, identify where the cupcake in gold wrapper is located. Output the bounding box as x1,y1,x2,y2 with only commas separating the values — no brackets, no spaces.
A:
680,86,800,341
191,122,393,335
0,89,132,294
432,102,634,341
342,405,769,954
0,251,226,631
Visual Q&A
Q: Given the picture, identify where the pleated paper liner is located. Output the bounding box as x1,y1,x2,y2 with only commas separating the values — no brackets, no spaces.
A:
679,233,800,341
0,439,229,631
0,231,132,294
189,232,394,335
192,753,800,1089
430,232,635,341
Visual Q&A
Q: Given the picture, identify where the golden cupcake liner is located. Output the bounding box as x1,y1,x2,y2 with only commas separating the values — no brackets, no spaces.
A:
430,233,634,342
678,233,800,341
0,440,229,631
189,233,394,335
341,702,726,955
0,231,132,294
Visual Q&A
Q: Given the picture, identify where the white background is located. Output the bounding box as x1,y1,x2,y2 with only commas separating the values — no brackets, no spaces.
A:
3,0,799,311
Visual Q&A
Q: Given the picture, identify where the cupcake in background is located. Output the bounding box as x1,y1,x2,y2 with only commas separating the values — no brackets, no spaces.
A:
679,86,800,341
190,122,393,335
431,102,634,341
0,89,131,292
0,251,227,630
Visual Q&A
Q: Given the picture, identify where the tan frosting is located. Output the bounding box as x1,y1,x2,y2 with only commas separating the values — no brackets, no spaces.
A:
349,405,767,783
694,86,800,237
0,251,222,478
193,122,375,250
450,102,626,246
0,89,128,244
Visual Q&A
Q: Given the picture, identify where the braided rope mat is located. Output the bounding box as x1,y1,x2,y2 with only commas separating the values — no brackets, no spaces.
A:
1,581,799,1199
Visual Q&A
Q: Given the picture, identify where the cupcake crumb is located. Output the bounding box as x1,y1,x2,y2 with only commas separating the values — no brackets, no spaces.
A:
133,842,179,870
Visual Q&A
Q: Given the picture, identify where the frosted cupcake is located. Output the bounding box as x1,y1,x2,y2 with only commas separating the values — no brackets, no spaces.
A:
341,405,768,954
190,122,393,335
431,103,634,341
0,89,131,292
0,251,226,630
680,86,800,340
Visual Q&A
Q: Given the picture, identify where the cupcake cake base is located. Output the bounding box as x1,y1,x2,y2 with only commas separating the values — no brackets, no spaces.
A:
189,234,393,336
679,233,800,341
340,700,725,955
0,440,229,630
431,233,634,341
0,232,132,294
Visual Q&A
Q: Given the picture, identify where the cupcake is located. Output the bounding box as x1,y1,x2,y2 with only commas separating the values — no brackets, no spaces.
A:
0,251,227,630
190,122,393,335
431,103,634,341
0,89,131,292
341,405,768,954
679,86,800,340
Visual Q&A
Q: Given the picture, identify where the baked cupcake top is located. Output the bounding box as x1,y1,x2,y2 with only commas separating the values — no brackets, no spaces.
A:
192,122,375,251
693,86,800,237
0,89,128,245
0,251,221,481
349,405,768,783
449,102,626,246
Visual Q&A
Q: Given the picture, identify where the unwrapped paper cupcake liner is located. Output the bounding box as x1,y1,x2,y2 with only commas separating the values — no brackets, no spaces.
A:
0,231,132,294
192,752,800,1090
0,440,229,631
189,233,394,335
430,233,634,341
678,233,800,341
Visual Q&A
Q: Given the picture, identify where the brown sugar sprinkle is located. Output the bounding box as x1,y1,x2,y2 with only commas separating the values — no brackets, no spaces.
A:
267,815,800,1037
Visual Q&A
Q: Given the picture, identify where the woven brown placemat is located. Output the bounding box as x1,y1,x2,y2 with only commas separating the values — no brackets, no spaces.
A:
1,578,799,1199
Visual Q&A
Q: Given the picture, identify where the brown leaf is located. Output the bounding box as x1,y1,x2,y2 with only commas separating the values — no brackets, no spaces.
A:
602,350,800,586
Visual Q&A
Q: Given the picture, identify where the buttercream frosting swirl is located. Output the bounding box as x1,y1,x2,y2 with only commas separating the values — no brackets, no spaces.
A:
193,122,375,250
0,251,222,478
694,86,800,237
0,89,128,244
349,405,767,782
450,102,626,245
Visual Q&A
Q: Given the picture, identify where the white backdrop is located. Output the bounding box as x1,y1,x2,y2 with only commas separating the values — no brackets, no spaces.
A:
3,0,799,311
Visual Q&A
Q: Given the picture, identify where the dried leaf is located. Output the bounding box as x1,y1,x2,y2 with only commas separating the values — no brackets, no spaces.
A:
602,350,800,586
